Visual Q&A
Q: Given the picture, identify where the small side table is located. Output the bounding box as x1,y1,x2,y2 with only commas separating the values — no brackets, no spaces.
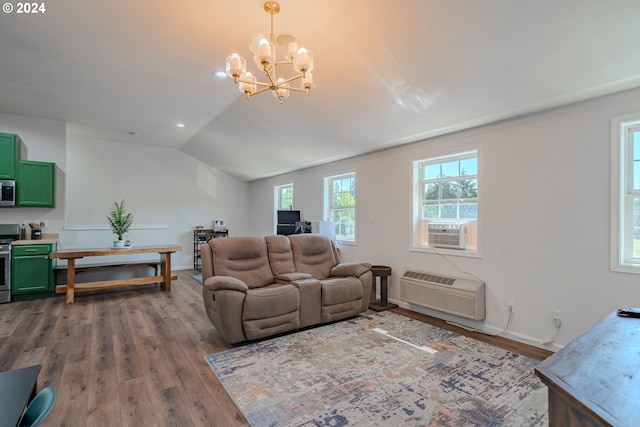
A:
369,265,398,312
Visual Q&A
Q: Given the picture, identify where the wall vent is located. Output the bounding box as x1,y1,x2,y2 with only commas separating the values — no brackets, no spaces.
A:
400,270,485,320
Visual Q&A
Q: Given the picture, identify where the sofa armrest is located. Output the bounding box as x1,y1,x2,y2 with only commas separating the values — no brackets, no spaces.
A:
275,272,313,282
331,262,372,278
203,276,249,292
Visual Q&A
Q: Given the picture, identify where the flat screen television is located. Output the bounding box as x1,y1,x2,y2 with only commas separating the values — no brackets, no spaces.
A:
277,210,301,225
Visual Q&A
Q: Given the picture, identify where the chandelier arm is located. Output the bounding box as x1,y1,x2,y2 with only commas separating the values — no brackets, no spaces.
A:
247,86,272,97
262,63,277,87
237,79,272,88
276,74,303,86
285,86,310,94
261,63,283,102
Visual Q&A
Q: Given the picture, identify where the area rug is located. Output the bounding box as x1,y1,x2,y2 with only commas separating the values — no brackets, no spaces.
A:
204,311,548,426
192,273,202,283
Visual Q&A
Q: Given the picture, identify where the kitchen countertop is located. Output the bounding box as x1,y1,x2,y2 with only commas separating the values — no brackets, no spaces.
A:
11,233,58,245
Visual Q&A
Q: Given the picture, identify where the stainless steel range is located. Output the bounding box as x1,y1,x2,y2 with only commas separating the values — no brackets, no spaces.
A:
0,224,20,303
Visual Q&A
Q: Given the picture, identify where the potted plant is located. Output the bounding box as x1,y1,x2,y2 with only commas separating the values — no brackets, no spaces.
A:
107,200,133,248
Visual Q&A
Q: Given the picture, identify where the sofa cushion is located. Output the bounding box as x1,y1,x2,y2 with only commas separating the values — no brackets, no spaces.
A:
288,234,337,279
265,235,296,276
242,284,300,319
209,236,274,289
320,277,364,306
320,277,364,322
242,283,300,340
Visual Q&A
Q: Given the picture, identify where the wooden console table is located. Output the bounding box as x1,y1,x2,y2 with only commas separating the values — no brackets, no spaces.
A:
535,311,640,427
51,244,182,304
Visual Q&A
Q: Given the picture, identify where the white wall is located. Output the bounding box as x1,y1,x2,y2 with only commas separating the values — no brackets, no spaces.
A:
249,87,640,349
0,113,252,270
63,135,251,268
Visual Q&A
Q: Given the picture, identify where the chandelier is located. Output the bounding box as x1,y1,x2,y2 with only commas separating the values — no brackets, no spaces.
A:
224,1,314,103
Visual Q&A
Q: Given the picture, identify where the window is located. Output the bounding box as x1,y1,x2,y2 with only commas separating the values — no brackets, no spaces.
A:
325,172,356,242
612,114,640,272
413,150,478,252
275,183,294,211
274,184,293,232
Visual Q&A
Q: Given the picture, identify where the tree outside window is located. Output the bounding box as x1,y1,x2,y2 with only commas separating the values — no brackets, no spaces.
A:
326,173,356,242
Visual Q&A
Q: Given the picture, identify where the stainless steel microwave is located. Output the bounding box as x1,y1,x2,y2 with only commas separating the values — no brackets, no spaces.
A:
0,180,16,207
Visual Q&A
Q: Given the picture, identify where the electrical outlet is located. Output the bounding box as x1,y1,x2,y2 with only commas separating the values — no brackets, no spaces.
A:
507,300,515,313
553,309,562,327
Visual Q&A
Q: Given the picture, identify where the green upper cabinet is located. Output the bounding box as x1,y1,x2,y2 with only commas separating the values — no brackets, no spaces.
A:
17,160,56,207
0,132,21,179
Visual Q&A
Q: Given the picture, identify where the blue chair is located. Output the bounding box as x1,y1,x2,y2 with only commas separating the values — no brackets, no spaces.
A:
19,386,57,427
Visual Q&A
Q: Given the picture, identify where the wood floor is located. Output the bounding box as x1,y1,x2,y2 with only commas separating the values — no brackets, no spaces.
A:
0,271,552,426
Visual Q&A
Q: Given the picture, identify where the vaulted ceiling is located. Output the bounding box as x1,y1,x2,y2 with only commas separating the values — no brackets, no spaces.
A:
2,0,640,181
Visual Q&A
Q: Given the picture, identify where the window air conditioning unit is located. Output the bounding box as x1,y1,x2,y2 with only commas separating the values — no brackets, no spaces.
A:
400,270,485,320
428,222,468,249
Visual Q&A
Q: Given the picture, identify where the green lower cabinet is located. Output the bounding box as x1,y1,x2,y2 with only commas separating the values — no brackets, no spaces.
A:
11,244,56,301
16,160,56,207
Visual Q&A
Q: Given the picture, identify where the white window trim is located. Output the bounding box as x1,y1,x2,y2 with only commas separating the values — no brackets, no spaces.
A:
611,113,640,273
274,183,294,233
410,148,482,258
324,172,357,244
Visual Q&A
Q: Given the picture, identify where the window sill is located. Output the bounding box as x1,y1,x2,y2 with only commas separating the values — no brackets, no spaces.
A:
611,262,640,275
410,245,482,259
336,239,357,246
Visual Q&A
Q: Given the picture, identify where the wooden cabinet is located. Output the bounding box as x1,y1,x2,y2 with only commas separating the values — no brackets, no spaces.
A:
11,243,57,301
535,311,640,427
0,132,21,179
16,160,56,207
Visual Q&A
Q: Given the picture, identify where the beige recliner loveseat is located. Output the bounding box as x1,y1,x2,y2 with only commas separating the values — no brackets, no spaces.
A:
201,234,372,344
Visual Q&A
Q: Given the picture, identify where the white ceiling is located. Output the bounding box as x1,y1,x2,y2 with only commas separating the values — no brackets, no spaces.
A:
2,0,640,181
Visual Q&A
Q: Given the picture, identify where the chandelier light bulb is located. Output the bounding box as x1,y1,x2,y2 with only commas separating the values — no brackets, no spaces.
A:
257,39,272,62
249,33,265,53
225,53,246,79
294,48,314,74
238,72,257,96
285,41,299,61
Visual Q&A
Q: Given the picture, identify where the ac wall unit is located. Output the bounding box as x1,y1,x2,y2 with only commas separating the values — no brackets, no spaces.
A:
400,270,485,320
428,222,468,249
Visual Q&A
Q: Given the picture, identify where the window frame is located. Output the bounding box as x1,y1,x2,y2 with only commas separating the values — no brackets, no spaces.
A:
411,149,481,257
324,172,356,244
274,183,294,232
611,113,640,273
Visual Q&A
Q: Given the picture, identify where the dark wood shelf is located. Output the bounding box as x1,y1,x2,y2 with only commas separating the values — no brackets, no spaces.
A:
193,227,228,270
535,311,640,427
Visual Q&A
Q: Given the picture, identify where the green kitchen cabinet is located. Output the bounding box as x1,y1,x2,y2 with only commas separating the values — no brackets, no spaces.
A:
11,243,57,301
0,132,21,179
16,160,56,207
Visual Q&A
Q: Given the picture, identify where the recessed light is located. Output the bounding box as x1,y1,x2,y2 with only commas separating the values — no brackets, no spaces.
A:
176,123,186,128
213,70,227,78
